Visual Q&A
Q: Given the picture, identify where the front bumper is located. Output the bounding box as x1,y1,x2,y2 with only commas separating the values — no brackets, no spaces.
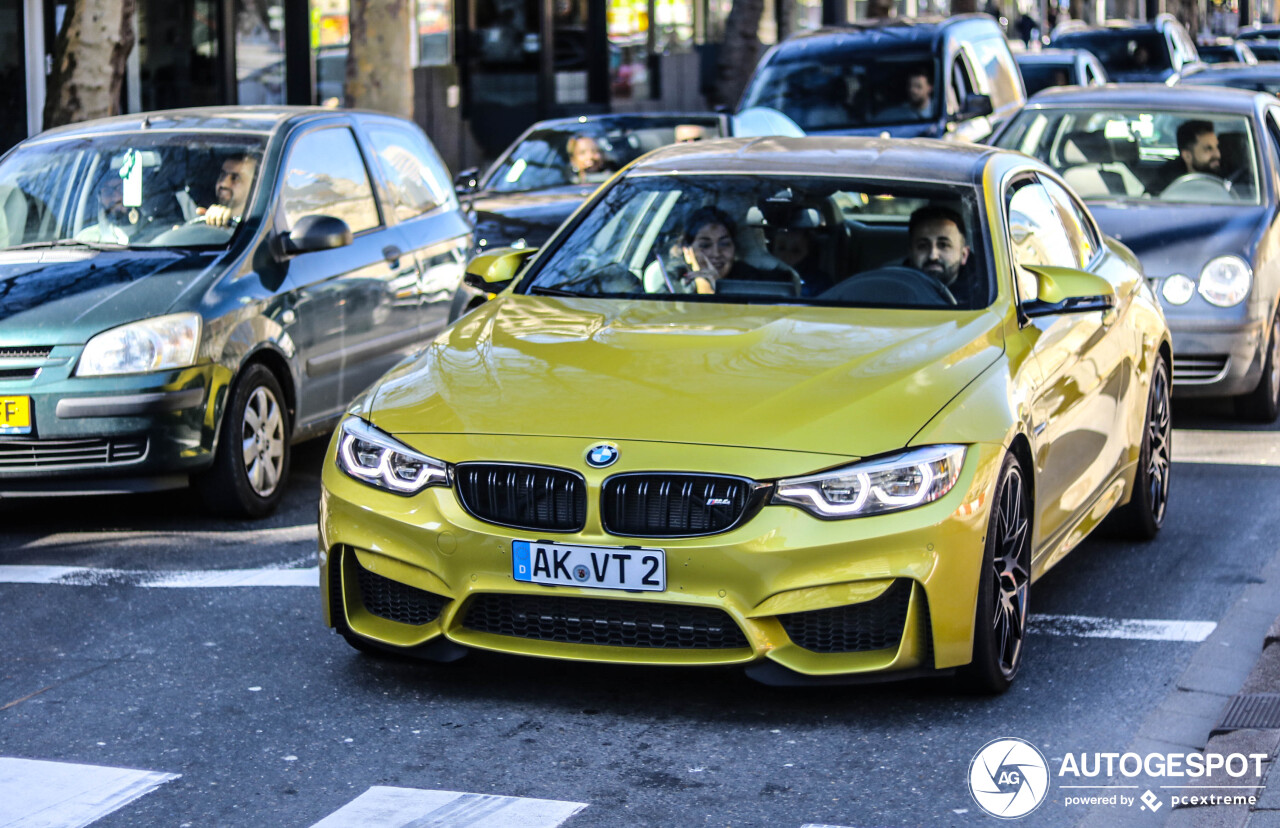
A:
0,354,225,495
1154,285,1268,397
318,433,1006,681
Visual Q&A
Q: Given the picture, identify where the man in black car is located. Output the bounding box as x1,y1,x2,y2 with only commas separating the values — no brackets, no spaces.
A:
906,205,973,304
1152,120,1222,194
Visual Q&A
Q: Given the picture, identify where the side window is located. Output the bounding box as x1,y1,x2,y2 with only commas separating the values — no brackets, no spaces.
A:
949,55,976,113
1042,177,1100,268
1006,180,1079,300
366,125,453,222
281,127,380,233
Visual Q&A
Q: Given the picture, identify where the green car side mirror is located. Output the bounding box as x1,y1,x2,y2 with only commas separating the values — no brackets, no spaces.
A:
1020,265,1116,318
463,247,539,294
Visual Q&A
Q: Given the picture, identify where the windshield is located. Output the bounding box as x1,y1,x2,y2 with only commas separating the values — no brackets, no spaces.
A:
1053,30,1171,75
483,117,725,194
521,173,992,310
0,132,267,250
1020,62,1076,96
1196,44,1237,64
995,108,1261,205
739,52,939,131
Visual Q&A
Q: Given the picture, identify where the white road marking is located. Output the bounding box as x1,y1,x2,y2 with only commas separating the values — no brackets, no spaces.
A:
15,524,317,550
308,786,587,828
0,758,178,828
0,565,317,588
1029,614,1216,642
1173,429,1280,467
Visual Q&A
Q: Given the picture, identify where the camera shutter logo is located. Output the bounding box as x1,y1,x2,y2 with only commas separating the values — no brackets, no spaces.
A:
968,737,1050,819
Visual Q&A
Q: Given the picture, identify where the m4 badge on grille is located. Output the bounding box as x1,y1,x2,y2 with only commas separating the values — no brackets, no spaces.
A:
706,498,733,506
585,443,618,468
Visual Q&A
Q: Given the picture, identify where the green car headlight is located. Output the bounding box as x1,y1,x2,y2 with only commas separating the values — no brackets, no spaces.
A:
772,445,966,519
77,312,201,376
336,417,449,495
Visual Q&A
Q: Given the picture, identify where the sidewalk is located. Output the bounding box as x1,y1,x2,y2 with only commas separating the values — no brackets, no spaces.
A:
1167,617,1280,828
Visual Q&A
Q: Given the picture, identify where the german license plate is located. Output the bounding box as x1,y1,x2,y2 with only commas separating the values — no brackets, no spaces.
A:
512,540,665,592
0,396,31,435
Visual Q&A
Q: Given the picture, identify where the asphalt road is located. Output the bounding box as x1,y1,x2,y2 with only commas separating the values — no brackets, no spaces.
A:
1,397,1277,828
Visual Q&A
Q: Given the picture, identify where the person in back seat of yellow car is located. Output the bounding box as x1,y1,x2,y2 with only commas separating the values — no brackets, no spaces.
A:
676,206,785,294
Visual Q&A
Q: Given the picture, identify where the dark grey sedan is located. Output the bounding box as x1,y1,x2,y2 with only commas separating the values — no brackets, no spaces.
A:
992,85,1280,421
0,107,470,516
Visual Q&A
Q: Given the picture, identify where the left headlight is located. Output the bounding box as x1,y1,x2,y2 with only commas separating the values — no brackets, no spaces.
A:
772,445,966,519
77,313,202,377
336,417,449,495
1198,255,1252,308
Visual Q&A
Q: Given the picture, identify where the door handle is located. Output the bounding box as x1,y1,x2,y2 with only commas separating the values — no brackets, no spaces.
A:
382,245,403,268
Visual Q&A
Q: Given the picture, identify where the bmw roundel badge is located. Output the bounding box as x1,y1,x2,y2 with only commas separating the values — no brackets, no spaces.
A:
586,443,619,468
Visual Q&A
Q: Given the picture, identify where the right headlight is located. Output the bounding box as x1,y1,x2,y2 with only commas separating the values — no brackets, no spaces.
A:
77,313,201,376
1198,255,1252,308
772,445,966,519
335,417,449,495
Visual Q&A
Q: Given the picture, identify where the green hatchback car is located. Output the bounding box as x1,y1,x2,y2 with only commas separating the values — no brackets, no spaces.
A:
0,107,471,516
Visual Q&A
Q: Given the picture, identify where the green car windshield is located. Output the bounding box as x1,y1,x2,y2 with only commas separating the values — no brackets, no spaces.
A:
0,132,268,250
995,108,1262,205
521,173,992,310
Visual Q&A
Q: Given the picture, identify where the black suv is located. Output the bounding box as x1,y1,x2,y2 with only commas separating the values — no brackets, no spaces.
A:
737,15,1025,142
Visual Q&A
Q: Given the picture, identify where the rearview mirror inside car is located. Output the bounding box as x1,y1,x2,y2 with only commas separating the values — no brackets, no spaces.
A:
463,246,539,294
280,215,353,256
1020,265,1116,318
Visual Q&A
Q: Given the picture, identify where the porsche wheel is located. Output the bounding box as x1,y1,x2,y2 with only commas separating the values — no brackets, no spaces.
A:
962,453,1031,694
1111,358,1172,540
1236,314,1280,423
196,363,291,518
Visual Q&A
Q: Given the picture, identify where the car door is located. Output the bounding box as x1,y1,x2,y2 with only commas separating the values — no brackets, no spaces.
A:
361,121,472,343
1006,176,1131,553
274,122,423,430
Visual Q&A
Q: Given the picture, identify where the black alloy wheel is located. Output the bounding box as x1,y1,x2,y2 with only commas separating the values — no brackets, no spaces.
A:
1109,357,1172,540
1236,313,1280,423
196,363,292,518
962,453,1032,694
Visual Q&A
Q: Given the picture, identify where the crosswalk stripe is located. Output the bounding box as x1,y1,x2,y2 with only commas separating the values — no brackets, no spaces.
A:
308,786,587,828
0,565,316,588
1029,614,1216,642
1172,428,1280,467
0,758,178,828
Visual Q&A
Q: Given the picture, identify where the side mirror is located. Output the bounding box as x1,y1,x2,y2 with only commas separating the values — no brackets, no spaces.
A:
959,94,994,120
1021,265,1116,318
454,167,481,194
280,215,352,256
463,246,539,294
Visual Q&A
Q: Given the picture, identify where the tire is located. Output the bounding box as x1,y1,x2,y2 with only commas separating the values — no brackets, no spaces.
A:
1235,313,1280,423
196,363,291,518
961,453,1032,694
1110,357,1172,540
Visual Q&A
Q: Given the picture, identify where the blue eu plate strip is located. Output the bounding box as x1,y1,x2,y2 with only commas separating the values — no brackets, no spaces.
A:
512,540,531,582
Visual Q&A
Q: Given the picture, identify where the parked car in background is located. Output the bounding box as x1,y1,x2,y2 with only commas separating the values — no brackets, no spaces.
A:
992,85,1280,420
320,136,1170,692
737,15,1025,142
1051,15,1203,82
1179,62,1280,95
1236,24,1280,61
1197,37,1259,65
0,107,470,516
1016,48,1108,95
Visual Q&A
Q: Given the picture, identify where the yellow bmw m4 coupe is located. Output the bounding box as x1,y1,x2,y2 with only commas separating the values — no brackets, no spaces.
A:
319,137,1172,692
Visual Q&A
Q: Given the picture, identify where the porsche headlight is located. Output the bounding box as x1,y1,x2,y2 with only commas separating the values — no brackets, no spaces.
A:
336,417,449,495
1198,256,1252,308
77,313,201,376
772,445,966,519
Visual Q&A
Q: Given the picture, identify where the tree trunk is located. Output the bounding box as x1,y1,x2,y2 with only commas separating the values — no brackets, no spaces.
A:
345,0,415,118
777,0,794,42
713,0,765,109
952,0,978,14
1175,0,1200,37
43,0,136,129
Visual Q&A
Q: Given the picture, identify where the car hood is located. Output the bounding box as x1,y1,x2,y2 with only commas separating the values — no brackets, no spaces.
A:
1086,201,1266,276
367,295,1005,457
469,188,592,249
806,122,941,139
0,247,220,344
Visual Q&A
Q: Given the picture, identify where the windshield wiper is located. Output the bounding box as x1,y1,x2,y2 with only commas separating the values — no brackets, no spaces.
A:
529,286,584,297
6,239,133,252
